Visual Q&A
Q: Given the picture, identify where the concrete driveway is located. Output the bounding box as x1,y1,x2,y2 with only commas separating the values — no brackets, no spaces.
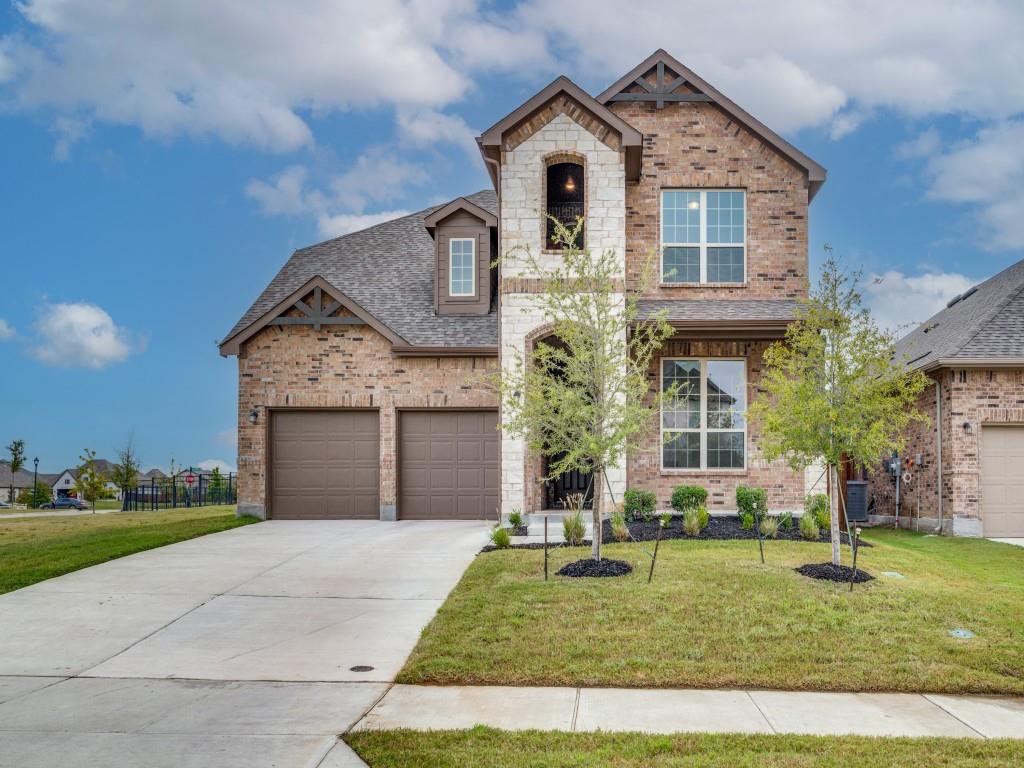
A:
0,520,487,767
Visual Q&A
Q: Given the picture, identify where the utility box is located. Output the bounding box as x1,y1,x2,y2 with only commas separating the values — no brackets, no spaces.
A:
846,480,869,523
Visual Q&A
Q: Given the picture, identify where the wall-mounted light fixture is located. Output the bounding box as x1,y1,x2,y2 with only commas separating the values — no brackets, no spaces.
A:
962,421,973,435
248,408,260,425
564,174,576,193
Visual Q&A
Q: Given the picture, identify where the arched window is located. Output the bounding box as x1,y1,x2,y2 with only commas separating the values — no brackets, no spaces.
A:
544,159,584,250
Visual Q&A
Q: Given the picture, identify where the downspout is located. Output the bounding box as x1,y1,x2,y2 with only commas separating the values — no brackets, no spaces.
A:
934,376,944,534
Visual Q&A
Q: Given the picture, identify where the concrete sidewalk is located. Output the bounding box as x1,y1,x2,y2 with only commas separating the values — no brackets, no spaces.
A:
353,684,1024,740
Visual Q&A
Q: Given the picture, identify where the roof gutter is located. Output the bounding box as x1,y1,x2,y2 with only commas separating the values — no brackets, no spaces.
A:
921,357,1024,372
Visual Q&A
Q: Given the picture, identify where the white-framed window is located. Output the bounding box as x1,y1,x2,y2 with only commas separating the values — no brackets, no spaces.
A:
660,358,747,470
661,189,745,284
449,238,476,296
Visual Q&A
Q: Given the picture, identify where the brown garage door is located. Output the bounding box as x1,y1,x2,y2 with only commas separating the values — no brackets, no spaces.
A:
399,410,499,520
270,410,380,520
982,425,1024,537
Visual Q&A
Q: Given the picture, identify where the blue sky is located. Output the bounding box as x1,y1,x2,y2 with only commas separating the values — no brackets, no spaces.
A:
1,1,1022,474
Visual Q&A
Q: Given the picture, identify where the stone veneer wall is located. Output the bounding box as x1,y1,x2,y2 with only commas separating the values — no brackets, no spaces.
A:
236,317,498,519
631,338,805,513
499,110,627,515
868,367,1024,536
609,99,809,299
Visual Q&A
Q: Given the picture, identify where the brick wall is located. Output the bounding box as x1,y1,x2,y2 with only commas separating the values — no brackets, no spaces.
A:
867,367,1024,536
630,338,805,513
610,99,809,299
236,312,498,519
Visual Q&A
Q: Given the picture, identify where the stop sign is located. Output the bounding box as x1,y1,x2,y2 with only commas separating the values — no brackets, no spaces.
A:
185,473,196,488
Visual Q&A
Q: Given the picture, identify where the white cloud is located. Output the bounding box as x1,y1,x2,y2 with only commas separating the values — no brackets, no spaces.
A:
50,115,90,161
214,428,236,447
897,127,941,159
862,270,976,332
31,302,142,369
246,148,425,238
397,109,479,159
0,319,14,341
196,458,236,474
2,0,474,153
923,121,1024,250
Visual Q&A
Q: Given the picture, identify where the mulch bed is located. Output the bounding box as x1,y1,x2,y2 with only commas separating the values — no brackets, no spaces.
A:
795,562,874,583
556,558,632,578
511,525,529,536
603,516,868,547
479,516,869,552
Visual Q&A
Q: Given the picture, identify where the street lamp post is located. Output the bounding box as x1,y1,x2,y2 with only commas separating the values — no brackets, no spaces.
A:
32,457,38,509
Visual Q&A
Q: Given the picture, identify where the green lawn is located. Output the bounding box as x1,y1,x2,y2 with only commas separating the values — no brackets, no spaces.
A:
346,728,1024,768
398,530,1024,694
0,505,257,593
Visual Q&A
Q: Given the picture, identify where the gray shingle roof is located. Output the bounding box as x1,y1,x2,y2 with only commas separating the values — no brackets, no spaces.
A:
896,258,1024,369
637,299,799,322
0,461,35,488
223,191,499,349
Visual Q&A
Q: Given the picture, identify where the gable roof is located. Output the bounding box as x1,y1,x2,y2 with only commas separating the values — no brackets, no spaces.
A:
598,50,827,200
221,191,499,355
0,461,35,487
896,258,1024,370
478,75,644,182
423,197,497,234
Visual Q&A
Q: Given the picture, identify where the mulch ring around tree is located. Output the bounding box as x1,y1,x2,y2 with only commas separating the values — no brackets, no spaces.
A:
556,558,633,578
603,516,870,547
795,562,874,583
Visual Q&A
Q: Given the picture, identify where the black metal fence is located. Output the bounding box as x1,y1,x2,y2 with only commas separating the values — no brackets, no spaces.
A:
122,472,236,511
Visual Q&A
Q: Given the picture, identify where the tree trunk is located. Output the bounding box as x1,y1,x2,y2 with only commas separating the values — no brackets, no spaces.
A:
591,467,603,561
829,463,841,566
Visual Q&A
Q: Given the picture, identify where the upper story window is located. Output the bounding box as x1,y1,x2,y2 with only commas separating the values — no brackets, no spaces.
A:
546,161,584,250
661,358,746,470
449,238,476,296
662,190,745,284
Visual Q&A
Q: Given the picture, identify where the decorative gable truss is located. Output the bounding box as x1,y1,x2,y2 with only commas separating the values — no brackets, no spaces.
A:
604,59,713,110
269,285,361,331
218,275,407,356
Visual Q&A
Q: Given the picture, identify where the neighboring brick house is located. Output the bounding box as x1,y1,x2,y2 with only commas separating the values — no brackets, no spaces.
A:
220,50,827,522
867,259,1024,538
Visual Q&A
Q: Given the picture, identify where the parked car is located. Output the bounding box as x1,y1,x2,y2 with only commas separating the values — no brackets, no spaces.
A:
43,497,87,510
0,500,10,508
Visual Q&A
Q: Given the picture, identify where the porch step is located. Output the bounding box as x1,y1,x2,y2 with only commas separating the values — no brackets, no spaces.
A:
526,511,595,538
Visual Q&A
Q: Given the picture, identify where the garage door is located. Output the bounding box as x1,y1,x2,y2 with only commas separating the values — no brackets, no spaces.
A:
270,410,379,520
399,410,499,520
982,425,1024,536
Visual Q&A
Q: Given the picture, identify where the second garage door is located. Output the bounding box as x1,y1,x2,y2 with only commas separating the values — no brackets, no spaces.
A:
399,410,499,520
982,425,1024,537
270,410,380,520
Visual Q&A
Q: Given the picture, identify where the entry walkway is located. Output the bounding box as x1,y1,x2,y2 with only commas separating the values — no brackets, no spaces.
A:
352,684,1024,740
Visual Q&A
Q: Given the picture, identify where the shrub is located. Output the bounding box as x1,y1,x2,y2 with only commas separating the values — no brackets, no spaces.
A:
563,510,586,546
610,510,630,542
671,485,708,513
623,489,656,521
490,526,511,549
805,493,830,531
508,508,524,529
659,512,673,527
778,510,794,531
682,508,701,536
760,516,780,539
736,486,768,530
697,505,710,530
799,511,821,540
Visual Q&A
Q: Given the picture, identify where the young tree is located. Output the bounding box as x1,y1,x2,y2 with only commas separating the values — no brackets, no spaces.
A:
110,437,141,503
750,252,929,565
498,219,674,561
74,448,108,514
6,438,25,507
17,482,51,508
208,466,224,504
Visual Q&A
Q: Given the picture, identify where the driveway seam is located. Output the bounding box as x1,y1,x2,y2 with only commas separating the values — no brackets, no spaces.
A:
921,693,988,739
745,690,777,734
571,687,581,731
345,682,396,734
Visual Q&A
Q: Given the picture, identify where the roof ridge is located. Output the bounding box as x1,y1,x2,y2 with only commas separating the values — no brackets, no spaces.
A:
953,278,1024,358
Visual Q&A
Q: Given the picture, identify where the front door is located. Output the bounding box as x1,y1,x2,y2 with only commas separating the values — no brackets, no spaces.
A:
544,454,594,510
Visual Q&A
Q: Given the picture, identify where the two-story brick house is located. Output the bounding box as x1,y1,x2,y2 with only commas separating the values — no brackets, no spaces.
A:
220,50,826,522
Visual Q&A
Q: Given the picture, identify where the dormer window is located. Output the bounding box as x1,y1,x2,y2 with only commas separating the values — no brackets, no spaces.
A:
449,238,476,296
545,160,584,249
